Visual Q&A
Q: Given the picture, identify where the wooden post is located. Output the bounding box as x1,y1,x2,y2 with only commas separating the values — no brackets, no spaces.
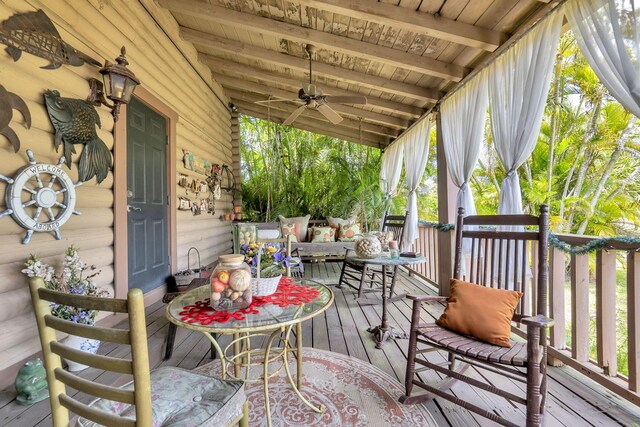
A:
628,251,640,391
571,253,590,362
230,109,242,206
435,113,457,296
596,250,617,376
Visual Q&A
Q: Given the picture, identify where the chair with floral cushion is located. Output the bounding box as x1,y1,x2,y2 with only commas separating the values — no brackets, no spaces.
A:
400,205,552,427
28,277,246,427
337,211,407,298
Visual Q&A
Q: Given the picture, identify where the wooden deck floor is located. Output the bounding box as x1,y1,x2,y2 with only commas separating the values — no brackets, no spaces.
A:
2,263,640,426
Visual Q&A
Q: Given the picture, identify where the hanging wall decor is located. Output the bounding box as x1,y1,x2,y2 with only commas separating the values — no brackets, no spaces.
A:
183,151,211,175
44,90,112,183
0,149,81,244
0,84,31,152
0,10,101,70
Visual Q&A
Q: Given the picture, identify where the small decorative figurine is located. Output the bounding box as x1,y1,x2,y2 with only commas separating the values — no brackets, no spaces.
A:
0,149,81,244
0,84,30,152
14,359,49,405
0,10,101,69
44,90,112,183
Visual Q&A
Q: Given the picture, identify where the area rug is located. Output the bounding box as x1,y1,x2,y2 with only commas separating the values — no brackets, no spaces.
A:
195,348,436,427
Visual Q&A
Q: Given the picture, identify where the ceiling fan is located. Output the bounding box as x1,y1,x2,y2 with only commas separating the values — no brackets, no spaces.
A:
256,44,367,126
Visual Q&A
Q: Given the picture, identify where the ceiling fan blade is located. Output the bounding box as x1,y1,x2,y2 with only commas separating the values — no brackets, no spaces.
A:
317,103,343,124
255,98,300,105
324,95,368,105
283,104,308,126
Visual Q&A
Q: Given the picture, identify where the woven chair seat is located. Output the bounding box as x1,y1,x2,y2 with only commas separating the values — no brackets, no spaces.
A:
417,324,531,367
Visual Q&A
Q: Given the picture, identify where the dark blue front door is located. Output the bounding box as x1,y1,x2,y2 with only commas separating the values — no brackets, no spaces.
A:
126,97,168,292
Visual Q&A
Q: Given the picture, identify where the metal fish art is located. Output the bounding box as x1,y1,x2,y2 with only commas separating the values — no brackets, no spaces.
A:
44,90,112,183
0,85,31,152
0,10,101,69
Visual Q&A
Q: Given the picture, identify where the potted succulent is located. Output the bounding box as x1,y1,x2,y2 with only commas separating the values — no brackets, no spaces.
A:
241,243,293,296
22,246,106,371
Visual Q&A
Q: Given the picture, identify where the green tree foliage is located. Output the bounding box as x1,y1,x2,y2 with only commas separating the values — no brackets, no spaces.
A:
239,117,404,229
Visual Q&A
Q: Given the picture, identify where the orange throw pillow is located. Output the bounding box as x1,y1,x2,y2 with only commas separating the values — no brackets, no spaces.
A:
436,279,522,348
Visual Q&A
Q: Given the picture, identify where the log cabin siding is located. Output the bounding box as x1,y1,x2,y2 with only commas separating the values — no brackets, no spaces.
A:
0,0,232,384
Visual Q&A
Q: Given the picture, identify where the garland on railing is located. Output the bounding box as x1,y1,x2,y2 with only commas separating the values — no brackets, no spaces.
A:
419,220,455,232
549,232,640,254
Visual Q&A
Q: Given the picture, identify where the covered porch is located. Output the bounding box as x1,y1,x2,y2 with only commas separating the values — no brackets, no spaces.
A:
3,265,639,426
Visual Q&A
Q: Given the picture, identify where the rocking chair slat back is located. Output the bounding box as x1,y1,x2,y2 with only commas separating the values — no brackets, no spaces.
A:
381,211,407,247
453,207,549,319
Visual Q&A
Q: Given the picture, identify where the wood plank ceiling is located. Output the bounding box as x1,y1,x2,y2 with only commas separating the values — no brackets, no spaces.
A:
158,0,555,148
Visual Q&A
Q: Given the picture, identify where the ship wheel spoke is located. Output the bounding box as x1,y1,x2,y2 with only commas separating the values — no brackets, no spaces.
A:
48,175,58,188
33,207,43,222
22,200,36,208
33,172,44,189
55,188,67,194
22,186,36,195
46,208,57,222
54,201,67,209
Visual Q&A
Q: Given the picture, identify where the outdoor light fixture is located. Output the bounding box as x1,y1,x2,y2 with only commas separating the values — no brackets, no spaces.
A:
87,46,140,122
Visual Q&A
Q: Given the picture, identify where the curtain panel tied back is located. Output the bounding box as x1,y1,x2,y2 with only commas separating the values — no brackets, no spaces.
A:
489,10,564,215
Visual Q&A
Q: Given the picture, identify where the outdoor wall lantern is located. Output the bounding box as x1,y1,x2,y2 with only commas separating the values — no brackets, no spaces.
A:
87,46,140,122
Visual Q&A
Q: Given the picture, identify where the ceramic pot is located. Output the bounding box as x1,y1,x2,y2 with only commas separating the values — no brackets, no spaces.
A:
63,335,100,371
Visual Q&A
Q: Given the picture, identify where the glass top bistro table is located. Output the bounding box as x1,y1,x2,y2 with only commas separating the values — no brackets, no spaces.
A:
347,255,427,348
166,278,334,427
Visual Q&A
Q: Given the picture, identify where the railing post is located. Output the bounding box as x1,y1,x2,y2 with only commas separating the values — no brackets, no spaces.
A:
435,113,456,296
571,253,590,362
628,251,640,391
549,247,566,352
596,250,617,376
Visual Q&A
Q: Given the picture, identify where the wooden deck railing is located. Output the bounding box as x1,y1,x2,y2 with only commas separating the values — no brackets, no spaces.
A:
407,223,640,406
406,221,441,286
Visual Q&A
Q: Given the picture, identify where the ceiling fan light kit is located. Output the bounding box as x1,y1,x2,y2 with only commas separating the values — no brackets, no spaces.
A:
257,44,367,127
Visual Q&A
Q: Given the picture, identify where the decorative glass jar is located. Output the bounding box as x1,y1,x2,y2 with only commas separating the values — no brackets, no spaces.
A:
211,254,252,312
354,233,382,259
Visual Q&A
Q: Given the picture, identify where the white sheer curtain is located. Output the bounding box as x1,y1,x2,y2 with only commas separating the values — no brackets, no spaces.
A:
489,11,563,215
566,0,640,117
401,116,432,251
441,70,489,217
379,141,405,197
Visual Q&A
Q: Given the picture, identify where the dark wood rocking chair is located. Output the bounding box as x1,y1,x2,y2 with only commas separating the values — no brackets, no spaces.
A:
337,211,407,299
400,205,553,427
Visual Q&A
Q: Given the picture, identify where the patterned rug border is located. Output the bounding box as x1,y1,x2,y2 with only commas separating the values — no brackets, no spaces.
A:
196,347,437,427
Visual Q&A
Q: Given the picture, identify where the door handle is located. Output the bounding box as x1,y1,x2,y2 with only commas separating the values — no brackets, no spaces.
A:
127,205,142,212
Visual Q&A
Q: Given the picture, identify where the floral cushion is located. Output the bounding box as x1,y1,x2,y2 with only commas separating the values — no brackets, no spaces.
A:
77,367,245,427
338,223,361,242
310,226,336,243
327,215,357,228
233,224,257,253
278,215,310,242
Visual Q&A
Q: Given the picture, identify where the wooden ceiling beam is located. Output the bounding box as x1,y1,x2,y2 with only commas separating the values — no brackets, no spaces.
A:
214,74,410,129
236,104,386,148
296,0,506,51
201,55,425,118
159,0,467,81
227,89,400,138
183,29,442,103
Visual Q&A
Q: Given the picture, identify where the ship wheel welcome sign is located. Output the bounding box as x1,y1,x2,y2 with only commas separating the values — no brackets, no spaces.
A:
0,150,81,244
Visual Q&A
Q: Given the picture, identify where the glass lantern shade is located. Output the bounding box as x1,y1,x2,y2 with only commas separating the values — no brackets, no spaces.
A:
99,47,140,106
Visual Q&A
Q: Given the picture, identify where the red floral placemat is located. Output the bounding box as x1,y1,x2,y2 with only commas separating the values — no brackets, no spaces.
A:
178,277,320,325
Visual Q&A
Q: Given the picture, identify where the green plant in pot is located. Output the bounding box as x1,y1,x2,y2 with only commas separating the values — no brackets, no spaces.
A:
22,246,106,371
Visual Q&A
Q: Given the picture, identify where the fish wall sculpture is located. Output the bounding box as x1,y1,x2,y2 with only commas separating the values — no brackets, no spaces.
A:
44,90,112,183
0,84,30,152
0,10,101,69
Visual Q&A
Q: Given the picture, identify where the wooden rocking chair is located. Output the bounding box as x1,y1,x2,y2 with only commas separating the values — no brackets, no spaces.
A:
337,211,407,299
400,205,552,427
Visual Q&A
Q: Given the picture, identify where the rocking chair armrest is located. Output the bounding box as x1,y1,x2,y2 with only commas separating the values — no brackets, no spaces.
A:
407,294,448,303
521,314,554,329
